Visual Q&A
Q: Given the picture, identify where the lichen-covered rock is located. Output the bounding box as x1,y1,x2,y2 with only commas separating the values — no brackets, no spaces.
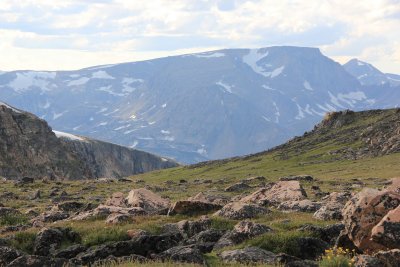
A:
313,191,352,221
105,192,127,207
371,205,400,248
219,247,276,264
105,213,133,224
71,204,145,221
156,245,205,265
214,202,270,220
352,254,384,267
0,246,24,266
225,182,251,192
126,188,170,214
342,188,400,252
162,217,211,238
374,249,400,267
7,255,68,267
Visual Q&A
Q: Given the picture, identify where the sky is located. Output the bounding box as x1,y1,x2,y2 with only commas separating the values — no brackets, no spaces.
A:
0,0,399,73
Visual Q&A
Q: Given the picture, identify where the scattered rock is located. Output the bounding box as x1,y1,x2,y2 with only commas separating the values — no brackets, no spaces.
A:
0,246,24,266
219,246,276,264
352,254,384,267
225,182,251,192
187,192,230,205
127,229,149,239
163,217,211,238
214,202,270,220
105,192,127,207
7,255,68,267
29,190,41,200
0,207,20,217
240,181,307,206
168,200,222,216
298,223,344,245
31,211,69,226
105,213,133,224
55,201,85,212
53,244,87,259
126,188,170,214
279,175,314,182
156,245,205,265
33,227,80,256
342,188,400,252
313,191,352,221
71,204,145,221
278,199,321,212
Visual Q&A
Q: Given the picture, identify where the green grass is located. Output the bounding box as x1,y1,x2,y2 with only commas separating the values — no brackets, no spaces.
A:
9,231,37,254
0,213,29,226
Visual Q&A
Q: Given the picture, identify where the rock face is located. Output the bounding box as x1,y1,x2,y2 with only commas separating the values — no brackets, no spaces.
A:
342,188,400,252
126,188,170,214
241,181,307,206
278,199,321,212
0,103,178,180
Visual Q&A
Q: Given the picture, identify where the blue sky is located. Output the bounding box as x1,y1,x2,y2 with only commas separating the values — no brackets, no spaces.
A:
0,0,399,73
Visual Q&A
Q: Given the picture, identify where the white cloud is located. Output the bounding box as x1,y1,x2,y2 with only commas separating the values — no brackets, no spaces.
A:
0,0,399,73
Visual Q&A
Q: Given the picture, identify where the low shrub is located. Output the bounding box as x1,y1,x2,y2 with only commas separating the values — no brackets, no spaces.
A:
319,247,355,267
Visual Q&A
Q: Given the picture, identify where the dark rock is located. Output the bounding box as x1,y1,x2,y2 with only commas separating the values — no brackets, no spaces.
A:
353,254,384,267
53,244,87,259
185,229,225,244
105,213,133,224
156,245,205,264
168,200,222,216
278,200,321,212
296,237,329,260
298,223,344,245
91,254,147,266
224,182,251,192
29,190,41,200
374,249,400,267
274,253,301,265
335,230,362,253
55,201,85,212
219,247,276,264
33,227,80,256
0,246,24,266
371,205,400,249
31,211,69,226
7,255,68,267
279,175,314,182
163,217,211,238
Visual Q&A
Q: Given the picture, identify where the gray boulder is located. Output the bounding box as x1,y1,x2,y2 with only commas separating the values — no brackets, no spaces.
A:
219,247,276,264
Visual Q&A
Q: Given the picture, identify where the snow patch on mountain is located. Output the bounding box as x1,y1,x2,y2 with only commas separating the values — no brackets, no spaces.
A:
216,81,233,93
91,71,115,79
8,72,56,92
53,130,84,141
242,49,270,77
192,52,225,58
53,110,68,120
265,66,285,78
67,77,90,86
97,86,125,96
295,103,305,120
303,81,313,91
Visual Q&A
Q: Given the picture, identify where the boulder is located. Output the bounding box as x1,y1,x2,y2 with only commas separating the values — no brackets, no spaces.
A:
105,192,127,207
156,245,205,265
224,182,251,192
54,201,86,213
214,221,272,249
105,213,133,224
219,247,276,264
374,249,400,267
215,202,270,220
386,177,400,193
71,205,145,221
7,255,68,267
240,181,307,206
298,223,344,245
296,237,329,260
29,190,41,200
342,188,400,252
278,199,321,212
31,211,69,226
313,191,352,221
0,246,24,266
371,205,400,248
187,192,230,205
185,229,225,251
352,255,384,267
162,217,211,238
279,175,314,182
33,227,80,256
168,200,222,216
126,188,170,214
53,244,87,259
0,207,20,217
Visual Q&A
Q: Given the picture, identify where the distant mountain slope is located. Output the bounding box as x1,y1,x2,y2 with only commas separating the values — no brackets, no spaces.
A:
0,46,398,163
134,108,400,185
0,103,177,180
343,58,400,87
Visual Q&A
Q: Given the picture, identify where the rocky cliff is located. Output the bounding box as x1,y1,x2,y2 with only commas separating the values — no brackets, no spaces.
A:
0,103,178,180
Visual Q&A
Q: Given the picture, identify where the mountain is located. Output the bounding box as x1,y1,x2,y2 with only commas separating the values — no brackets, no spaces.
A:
135,108,400,183
0,103,177,180
0,46,398,163
343,58,400,87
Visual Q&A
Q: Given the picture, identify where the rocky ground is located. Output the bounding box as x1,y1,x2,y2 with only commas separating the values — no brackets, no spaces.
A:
0,174,399,266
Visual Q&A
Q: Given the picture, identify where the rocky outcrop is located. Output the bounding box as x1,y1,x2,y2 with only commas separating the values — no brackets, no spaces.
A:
371,205,400,248
219,247,276,264
0,103,178,180
342,188,400,252
313,192,352,220
168,200,222,216
126,188,170,214
240,181,307,206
